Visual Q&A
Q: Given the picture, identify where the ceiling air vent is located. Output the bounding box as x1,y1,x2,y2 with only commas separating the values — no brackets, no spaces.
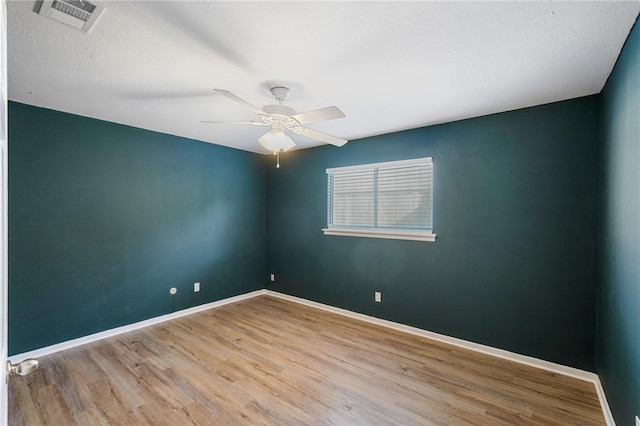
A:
38,0,105,34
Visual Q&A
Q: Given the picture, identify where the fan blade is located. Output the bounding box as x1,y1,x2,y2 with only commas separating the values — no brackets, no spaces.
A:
214,89,266,116
291,106,345,125
200,121,268,126
298,127,348,147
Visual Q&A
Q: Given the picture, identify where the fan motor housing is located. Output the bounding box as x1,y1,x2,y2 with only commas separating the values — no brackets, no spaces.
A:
263,104,296,116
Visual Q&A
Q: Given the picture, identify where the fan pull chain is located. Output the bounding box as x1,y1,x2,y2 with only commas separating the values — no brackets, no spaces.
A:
276,150,280,168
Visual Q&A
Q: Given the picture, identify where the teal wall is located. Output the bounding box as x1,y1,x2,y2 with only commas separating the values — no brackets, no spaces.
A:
8,102,266,355
598,17,640,425
266,96,600,371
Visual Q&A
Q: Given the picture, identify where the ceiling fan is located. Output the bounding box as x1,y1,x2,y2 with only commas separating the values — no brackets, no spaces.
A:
202,87,347,167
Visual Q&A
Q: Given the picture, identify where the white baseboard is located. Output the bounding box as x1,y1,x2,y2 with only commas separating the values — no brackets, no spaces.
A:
8,289,266,364
594,376,616,426
264,290,615,426
9,288,614,425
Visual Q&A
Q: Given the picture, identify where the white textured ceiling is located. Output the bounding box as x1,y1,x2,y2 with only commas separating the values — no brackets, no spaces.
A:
7,1,640,153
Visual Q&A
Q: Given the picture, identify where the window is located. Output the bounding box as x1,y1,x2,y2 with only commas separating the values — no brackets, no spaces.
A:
323,157,435,242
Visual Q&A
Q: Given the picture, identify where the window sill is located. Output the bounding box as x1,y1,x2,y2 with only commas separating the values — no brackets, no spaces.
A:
322,228,436,242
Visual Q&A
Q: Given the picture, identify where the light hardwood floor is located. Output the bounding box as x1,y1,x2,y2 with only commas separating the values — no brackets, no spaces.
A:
9,296,605,425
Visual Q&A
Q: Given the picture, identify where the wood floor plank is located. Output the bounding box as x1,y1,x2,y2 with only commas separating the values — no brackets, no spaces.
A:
8,296,606,425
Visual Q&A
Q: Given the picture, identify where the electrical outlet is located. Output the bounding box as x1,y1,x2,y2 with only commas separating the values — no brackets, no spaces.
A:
270,274,275,282
194,282,200,292
375,291,382,302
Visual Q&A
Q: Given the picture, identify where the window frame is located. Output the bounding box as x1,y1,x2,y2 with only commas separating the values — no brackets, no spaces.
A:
323,157,436,242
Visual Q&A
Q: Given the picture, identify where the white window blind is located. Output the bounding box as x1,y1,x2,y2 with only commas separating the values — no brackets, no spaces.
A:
324,157,435,242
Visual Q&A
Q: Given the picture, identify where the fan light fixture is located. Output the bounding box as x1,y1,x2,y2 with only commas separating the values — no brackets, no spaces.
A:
258,130,295,153
258,129,295,168
202,86,348,168
258,129,296,169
